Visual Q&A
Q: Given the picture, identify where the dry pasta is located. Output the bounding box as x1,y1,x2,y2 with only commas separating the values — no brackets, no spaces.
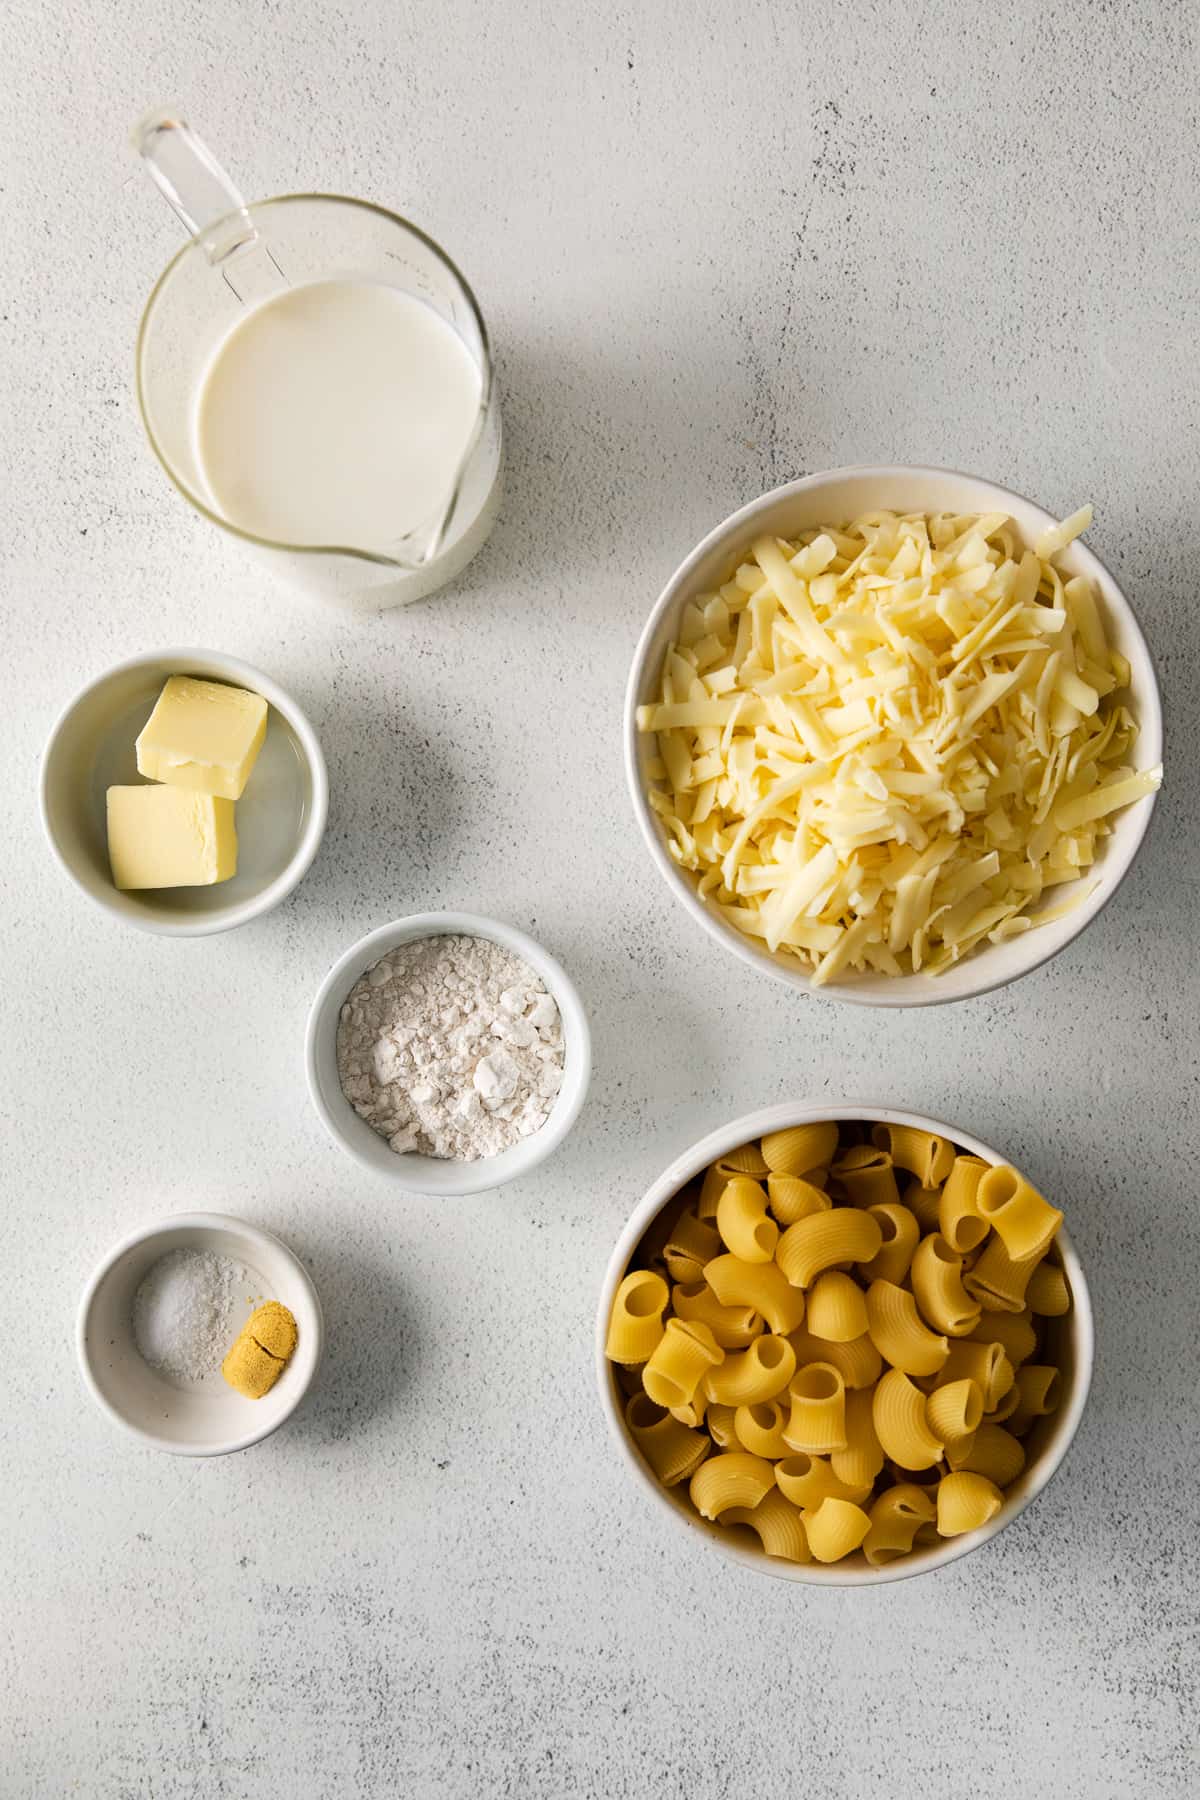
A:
689,1452,776,1519
625,1393,711,1486
783,1363,847,1454
662,1210,724,1283
605,1270,670,1363
704,1334,796,1406
939,1155,990,1252
910,1233,981,1336
671,1282,763,1349
872,1123,955,1188
722,1488,811,1562
872,1368,945,1470
704,1254,807,1335
761,1122,838,1176
936,1471,1004,1536
807,1270,869,1342
607,1121,1072,1565
861,1203,921,1285
716,1177,778,1262
863,1484,937,1566
776,1207,883,1288
865,1280,950,1377
805,1497,872,1563
642,1318,724,1412
976,1165,1063,1261
767,1172,830,1226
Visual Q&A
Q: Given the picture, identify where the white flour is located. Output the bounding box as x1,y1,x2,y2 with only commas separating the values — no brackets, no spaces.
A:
336,934,565,1161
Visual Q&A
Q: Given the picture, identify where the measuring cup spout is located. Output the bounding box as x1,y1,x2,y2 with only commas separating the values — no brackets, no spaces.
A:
132,108,286,303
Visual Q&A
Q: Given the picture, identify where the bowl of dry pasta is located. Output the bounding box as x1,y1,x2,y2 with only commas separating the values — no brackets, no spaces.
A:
597,1104,1093,1585
624,466,1162,1005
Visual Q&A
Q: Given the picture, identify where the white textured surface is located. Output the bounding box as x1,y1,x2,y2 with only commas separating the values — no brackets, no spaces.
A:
1,1,1196,1794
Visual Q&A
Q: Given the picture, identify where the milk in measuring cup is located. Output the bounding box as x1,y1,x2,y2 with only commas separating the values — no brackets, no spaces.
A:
194,279,482,554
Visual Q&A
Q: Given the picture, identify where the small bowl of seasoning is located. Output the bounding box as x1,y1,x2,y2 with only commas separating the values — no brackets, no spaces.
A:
77,1213,323,1455
306,911,591,1196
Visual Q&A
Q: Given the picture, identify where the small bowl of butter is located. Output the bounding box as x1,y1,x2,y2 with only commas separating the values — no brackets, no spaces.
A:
40,647,328,935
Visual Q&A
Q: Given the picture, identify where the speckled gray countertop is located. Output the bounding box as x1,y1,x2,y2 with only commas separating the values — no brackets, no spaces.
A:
2,1,1197,1794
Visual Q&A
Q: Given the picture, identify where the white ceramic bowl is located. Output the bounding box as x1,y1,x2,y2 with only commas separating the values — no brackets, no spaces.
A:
625,465,1163,1006
41,647,329,936
77,1211,324,1456
596,1102,1093,1586
306,911,591,1196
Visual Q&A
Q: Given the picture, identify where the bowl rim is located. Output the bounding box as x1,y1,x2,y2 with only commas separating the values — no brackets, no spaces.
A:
304,909,592,1196
76,1209,325,1456
39,646,330,938
595,1100,1094,1587
623,463,1164,1008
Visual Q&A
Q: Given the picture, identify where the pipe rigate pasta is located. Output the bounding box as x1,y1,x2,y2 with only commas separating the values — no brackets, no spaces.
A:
733,1399,793,1460
962,1234,1042,1314
924,1377,984,1452
966,1309,1038,1368
871,1124,955,1189
872,1368,945,1470
830,1145,900,1209
860,1203,921,1286
940,1340,1014,1413
625,1393,711,1487
936,1471,1004,1537
947,1423,1026,1487
671,1282,763,1349
705,1402,741,1449
721,1488,811,1563
704,1254,806,1335
662,1211,723,1283
910,1234,981,1337
1006,1364,1061,1437
766,1173,831,1228
905,1183,943,1234
862,1484,937,1567
775,1452,871,1510
716,1177,778,1263
642,1318,724,1413
830,1386,885,1488
776,1208,883,1290
1026,1260,1071,1317
605,1270,670,1364
806,1271,869,1343
786,1326,882,1390
975,1166,1063,1262
939,1156,991,1253
865,1281,950,1378
782,1363,847,1455
608,1120,1072,1566
689,1452,776,1520
714,1142,769,1179
804,1497,872,1563
760,1122,838,1178
704,1334,796,1407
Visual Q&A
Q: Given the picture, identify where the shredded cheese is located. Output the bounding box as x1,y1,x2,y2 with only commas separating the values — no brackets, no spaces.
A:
638,506,1162,983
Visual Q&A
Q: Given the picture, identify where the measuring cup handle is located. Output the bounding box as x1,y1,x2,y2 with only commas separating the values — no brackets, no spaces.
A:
132,108,259,264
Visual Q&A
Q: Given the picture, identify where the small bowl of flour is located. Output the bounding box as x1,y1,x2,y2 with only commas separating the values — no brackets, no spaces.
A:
306,913,591,1195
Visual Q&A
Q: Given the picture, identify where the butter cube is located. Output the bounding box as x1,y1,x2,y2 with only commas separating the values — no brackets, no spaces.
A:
106,786,238,889
135,675,268,800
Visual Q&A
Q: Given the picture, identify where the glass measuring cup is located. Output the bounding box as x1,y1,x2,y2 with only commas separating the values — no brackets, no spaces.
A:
134,111,502,610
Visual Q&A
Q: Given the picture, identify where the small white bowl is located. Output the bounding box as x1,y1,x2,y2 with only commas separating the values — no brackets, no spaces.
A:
625,465,1163,1006
41,648,329,936
596,1102,1094,1586
77,1212,324,1456
306,911,591,1196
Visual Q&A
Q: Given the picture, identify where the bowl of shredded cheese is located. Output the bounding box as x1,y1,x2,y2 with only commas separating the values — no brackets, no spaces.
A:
626,466,1163,1005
